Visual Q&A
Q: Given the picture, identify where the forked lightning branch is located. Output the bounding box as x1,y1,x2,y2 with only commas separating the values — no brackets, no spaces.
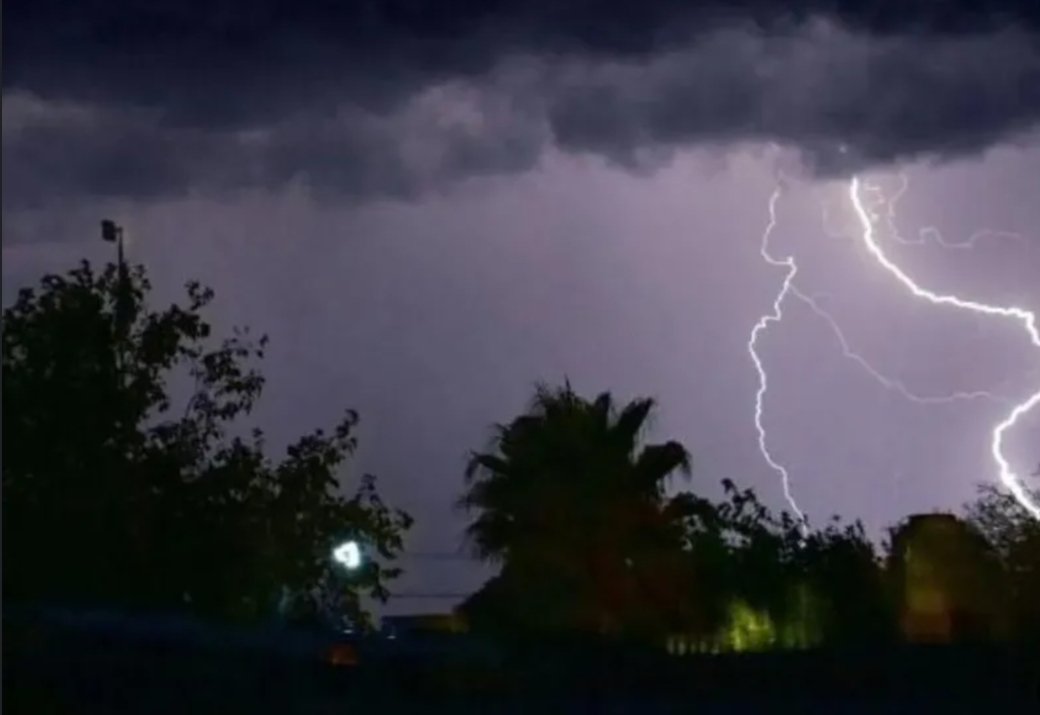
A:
749,174,1040,527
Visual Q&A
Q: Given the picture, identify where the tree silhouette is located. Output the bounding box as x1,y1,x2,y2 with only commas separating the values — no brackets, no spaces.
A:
2,260,412,624
457,382,693,639
963,483,1040,641
792,516,893,646
677,480,892,650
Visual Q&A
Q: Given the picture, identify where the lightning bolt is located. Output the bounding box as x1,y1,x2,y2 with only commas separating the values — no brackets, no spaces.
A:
748,183,809,528
875,172,1024,250
819,172,1023,249
789,286,1014,406
749,172,1030,528
848,176,1040,521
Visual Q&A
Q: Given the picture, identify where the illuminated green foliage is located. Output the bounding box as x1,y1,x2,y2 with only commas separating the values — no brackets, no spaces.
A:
720,599,776,652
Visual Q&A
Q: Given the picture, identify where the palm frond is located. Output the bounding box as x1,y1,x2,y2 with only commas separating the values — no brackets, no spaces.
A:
612,396,656,449
633,440,692,489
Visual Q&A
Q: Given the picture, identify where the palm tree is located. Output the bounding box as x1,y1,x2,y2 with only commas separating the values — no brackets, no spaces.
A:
457,382,693,637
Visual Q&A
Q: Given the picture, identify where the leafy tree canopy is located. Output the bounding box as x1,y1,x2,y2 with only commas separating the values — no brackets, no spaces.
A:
680,480,891,648
2,260,412,625
962,481,1040,640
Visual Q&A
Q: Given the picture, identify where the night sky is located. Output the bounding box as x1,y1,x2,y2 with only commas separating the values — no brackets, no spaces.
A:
4,0,1040,612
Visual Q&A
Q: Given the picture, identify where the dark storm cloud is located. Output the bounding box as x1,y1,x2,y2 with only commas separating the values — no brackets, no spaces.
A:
546,26,1040,175
2,80,550,219
8,1,1040,109
4,0,1040,214
1,100,237,209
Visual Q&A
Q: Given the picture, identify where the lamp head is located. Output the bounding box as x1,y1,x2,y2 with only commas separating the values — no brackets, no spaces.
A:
332,540,362,570
101,219,119,243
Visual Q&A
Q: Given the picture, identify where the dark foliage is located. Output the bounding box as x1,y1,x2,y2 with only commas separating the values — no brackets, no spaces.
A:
2,260,412,624
458,382,1036,650
458,382,693,639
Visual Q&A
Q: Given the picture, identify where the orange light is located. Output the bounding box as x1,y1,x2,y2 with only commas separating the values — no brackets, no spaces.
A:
324,643,358,667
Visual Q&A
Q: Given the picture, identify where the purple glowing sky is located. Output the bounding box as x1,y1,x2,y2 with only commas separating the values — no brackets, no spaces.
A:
6,148,1038,608
4,2,1040,610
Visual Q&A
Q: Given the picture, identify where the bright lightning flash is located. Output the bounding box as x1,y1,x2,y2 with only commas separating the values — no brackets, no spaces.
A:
748,184,809,528
848,176,1040,521
749,174,1037,528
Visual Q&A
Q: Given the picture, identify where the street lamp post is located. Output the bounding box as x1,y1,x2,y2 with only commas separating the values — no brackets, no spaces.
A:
101,219,129,301
101,220,133,368
101,219,125,270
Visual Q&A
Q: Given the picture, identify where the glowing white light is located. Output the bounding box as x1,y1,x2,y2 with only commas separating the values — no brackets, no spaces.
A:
332,540,362,570
848,176,1040,521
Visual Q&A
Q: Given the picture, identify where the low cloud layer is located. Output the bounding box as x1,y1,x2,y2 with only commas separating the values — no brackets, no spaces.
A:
4,1,1040,223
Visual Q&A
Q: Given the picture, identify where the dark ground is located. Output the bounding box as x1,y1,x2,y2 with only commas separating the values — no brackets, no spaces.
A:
4,610,1038,714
